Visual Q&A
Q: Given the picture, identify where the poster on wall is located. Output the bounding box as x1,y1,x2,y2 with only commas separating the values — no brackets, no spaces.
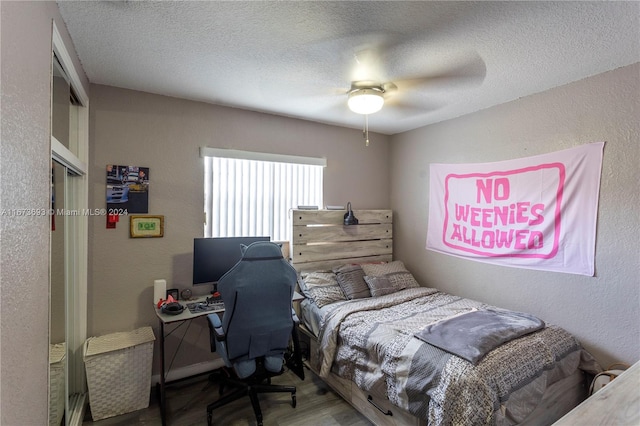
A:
106,165,149,214
426,142,604,276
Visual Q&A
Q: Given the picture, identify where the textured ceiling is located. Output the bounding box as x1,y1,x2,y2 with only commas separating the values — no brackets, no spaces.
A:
57,1,639,135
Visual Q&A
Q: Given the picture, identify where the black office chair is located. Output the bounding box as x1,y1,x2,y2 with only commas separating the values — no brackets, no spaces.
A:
206,241,299,426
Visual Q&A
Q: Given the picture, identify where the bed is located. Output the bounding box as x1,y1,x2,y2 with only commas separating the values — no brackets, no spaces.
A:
289,209,600,426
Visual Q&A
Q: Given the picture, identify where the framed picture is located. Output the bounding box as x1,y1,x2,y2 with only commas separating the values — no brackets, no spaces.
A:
166,288,179,300
130,215,164,238
106,165,150,214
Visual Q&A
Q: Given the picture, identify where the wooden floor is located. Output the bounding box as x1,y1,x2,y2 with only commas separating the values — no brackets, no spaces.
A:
83,366,373,426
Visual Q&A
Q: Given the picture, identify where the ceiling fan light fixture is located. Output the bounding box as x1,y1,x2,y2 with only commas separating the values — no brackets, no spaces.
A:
348,88,384,115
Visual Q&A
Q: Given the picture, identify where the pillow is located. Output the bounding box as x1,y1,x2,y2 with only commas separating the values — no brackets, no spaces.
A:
299,271,346,308
362,260,408,276
333,264,370,299
386,271,420,289
305,285,347,308
299,271,338,291
362,260,421,289
364,275,401,297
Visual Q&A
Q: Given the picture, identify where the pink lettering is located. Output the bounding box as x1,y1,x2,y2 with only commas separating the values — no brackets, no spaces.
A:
450,224,462,241
476,179,493,203
482,209,493,228
455,204,470,221
450,227,545,251
461,226,481,247
443,162,564,259
494,206,509,226
494,178,510,200
495,229,514,248
481,230,495,248
528,231,544,249
476,178,511,203
470,208,481,226
529,204,545,225
515,230,528,249
516,202,530,223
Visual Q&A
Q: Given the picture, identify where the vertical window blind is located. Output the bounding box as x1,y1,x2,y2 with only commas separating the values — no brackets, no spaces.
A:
203,151,324,241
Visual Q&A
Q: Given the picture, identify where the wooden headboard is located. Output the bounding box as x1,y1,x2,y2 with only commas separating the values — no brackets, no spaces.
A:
289,209,393,272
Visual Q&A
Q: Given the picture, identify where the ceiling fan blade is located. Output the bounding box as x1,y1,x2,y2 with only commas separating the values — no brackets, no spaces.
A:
393,52,486,91
382,81,398,94
340,31,413,82
385,97,445,117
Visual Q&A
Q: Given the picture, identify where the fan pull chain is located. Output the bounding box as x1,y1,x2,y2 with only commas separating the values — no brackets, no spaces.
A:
363,114,370,146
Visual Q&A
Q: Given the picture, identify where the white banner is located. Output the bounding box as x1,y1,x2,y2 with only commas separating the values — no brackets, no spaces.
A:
426,142,604,276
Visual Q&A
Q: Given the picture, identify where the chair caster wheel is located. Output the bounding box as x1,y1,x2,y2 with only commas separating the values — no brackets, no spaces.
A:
292,394,297,408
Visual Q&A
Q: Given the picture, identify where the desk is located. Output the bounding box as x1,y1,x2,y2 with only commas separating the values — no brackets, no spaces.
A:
154,291,304,425
553,360,640,425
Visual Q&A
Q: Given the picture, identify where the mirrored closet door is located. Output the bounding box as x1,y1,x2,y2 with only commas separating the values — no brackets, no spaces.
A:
50,160,70,426
50,22,89,426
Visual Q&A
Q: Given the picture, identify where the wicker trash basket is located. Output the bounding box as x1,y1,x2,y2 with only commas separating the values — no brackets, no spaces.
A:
49,342,66,426
83,326,155,421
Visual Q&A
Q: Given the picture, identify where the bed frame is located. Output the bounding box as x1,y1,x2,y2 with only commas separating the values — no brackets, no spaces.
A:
289,209,587,426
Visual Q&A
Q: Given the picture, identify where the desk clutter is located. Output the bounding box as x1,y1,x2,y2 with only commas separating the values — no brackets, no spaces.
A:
187,296,224,314
156,294,185,315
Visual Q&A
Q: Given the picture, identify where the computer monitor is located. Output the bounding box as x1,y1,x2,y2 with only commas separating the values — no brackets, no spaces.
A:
192,236,270,289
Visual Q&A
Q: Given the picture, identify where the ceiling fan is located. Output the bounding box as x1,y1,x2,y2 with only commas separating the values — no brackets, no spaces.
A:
347,80,397,115
340,47,487,144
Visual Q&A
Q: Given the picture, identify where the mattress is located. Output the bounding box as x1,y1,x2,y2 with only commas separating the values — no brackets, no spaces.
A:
303,287,599,425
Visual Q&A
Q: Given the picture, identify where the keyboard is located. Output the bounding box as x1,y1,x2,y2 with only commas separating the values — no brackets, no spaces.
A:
186,300,224,314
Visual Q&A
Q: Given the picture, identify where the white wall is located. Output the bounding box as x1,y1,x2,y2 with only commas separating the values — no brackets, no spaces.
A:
390,63,640,367
88,84,390,374
0,2,89,424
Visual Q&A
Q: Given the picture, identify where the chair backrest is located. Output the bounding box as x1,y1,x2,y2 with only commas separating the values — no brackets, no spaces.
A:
217,241,297,366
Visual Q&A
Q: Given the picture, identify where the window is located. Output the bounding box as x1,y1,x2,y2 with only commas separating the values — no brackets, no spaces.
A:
202,148,325,241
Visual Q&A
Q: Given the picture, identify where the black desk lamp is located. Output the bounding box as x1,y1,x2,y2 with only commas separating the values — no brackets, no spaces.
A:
344,202,359,225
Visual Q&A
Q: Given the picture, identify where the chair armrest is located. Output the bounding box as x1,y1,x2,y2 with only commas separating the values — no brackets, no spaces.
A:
207,313,225,344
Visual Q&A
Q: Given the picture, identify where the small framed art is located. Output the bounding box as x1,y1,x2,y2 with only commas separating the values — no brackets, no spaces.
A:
166,288,179,300
130,215,164,238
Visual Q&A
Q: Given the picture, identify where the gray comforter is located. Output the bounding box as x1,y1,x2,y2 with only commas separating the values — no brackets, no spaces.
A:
316,288,596,425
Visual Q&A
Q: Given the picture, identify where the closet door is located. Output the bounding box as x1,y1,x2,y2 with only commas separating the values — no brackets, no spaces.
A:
50,160,67,426
50,22,89,426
